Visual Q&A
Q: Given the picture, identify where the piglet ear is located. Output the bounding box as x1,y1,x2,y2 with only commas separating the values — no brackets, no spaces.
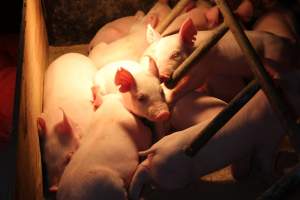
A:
146,24,162,44
179,18,197,50
114,67,136,93
54,109,73,136
54,108,82,142
37,113,47,137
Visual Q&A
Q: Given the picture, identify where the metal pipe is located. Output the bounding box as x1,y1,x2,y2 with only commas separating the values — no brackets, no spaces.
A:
215,0,300,153
156,0,192,34
165,22,229,88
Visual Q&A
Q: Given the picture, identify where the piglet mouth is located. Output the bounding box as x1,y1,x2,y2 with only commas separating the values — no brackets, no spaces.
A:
152,110,170,122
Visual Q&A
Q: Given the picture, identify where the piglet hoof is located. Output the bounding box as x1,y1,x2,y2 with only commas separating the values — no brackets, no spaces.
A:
231,155,252,181
162,84,174,106
49,185,58,193
91,85,102,110
145,14,159,28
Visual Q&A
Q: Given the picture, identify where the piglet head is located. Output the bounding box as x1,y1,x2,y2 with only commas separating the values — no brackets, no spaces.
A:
37,109,81,192
144,18,197,82
115,61,170,122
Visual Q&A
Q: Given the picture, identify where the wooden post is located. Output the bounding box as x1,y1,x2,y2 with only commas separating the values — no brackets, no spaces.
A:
156,0,191,34
185,79,260,156
215,0,300,153
14,0,49,199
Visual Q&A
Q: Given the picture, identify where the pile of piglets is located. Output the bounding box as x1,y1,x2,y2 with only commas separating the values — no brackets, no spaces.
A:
38,0,300,199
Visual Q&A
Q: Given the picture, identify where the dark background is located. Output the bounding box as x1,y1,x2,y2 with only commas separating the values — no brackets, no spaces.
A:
0,0,22,33
0,0,22,199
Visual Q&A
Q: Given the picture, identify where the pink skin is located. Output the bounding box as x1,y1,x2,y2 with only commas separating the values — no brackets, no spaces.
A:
253,6,299,43
162,1,214,36
162,0,254,36
129,69,300,199
57,94,152,200
88,10,145,51
144,18,297,104
171,91,227,131
93,57,170,122
88,2,171,68
37,53,97,192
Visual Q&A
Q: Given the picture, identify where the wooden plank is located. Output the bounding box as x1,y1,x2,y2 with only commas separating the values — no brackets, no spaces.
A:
14,0,48,199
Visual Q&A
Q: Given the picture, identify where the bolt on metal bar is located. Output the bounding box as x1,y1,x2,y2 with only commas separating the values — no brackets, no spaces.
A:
156,0,191,34
185,79,260,156
215,0,300,153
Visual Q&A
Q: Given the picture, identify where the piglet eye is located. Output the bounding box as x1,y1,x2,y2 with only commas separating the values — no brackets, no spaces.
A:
137,93,147,102
170,51,181,60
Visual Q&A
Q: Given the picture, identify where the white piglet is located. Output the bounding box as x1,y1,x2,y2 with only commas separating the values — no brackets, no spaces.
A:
57,93,152,200
92,57,170,122
37,53,97,192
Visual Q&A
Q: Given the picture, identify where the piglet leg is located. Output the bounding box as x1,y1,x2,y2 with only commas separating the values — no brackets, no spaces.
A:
129,159,152,200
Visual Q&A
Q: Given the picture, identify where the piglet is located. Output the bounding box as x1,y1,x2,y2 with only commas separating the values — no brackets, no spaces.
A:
93,57,170,122
129,84,296,199
88,1,171,68
57,93,152,200
37,53,97,192
88,10,145,50
162,0,254,36
144,18,297,103
171,91,227,130
162,1,214,36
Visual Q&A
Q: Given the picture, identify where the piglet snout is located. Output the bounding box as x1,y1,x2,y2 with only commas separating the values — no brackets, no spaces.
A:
154,110,170,121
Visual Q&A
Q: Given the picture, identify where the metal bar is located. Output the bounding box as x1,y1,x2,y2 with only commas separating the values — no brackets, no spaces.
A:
156,0,192,34
257,163,300,200
215,0,300,153
165,22,229,88
185,79,260,156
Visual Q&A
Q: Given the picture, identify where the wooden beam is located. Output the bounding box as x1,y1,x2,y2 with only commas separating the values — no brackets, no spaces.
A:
14,0,48,199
